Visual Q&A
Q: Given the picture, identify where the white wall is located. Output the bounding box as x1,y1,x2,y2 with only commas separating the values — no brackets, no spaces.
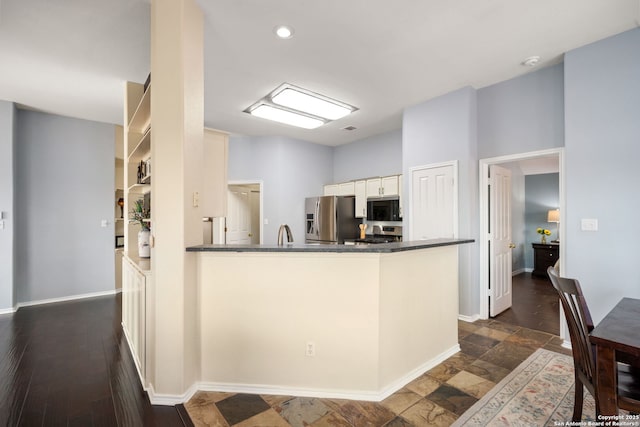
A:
228,135,333,244
332,129,402,182
402,86,479,317
564,28,640,322
15,110,115,304
0,101,16,310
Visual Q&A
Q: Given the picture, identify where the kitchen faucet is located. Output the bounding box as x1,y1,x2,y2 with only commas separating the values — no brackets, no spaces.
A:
277,224,294,245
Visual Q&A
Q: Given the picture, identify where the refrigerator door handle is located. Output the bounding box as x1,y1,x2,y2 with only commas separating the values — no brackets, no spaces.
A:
316,200,320,237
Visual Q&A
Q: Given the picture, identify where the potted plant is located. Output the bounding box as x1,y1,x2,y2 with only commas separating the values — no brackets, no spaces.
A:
130,199,151,258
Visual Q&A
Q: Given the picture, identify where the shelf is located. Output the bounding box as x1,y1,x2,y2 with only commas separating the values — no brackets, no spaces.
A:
128,85,151,134
128,128,151,162
128,183,151,194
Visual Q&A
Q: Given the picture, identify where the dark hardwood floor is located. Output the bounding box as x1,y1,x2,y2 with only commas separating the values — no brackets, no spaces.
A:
493,272,560,335
0,293,192,426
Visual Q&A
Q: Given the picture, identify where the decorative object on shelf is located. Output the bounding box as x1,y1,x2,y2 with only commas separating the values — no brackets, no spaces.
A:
547,208,560,242
130,199,151,258
536,227,551,244
117,198,125,218
136,158,151,185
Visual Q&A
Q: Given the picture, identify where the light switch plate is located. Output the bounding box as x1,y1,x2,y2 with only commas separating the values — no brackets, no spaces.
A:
101,219,108,228
581,218,598,231
0,220,4,230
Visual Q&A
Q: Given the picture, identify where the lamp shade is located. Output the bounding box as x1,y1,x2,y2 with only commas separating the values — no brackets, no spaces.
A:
547,209,560,223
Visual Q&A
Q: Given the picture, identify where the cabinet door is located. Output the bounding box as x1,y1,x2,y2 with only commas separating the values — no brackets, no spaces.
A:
324,184,339,196
381,175,399,196
355,180,367,218
203,129,228,218
338,181,355,196
366,178,381,198
398,175,403,218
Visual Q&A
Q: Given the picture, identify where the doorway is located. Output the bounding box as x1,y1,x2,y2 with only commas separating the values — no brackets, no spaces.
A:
226,182,263,245
479,148,565,336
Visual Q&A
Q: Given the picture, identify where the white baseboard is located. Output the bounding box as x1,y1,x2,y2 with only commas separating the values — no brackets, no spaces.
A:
15,289,118,310
177,344,462,406
0,307,17,315
458,314,481,323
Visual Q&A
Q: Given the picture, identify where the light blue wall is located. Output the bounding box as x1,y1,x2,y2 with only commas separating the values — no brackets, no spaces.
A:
478,63,565,158
332,129,402,182
15,110,115,304
564,28,640,323
228,135,333,244
511,170,526,273
524,173,559,270
0,101,16,310
402,86,479,317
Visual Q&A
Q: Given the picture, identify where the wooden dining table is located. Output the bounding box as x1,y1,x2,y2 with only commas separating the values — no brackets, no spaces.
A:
589,297,640,415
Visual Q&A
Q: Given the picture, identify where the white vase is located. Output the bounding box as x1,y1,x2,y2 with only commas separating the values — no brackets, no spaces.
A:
138,229,151,258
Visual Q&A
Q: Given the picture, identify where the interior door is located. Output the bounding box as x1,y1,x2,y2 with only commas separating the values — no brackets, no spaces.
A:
489,164,513,316
410,164,455,240
226,188,252,244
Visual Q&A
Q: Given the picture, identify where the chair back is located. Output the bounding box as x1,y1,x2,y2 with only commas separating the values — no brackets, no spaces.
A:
547,266,596,393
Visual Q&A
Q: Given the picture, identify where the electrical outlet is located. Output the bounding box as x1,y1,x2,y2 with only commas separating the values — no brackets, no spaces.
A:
305,341,316,357
193,192,200,207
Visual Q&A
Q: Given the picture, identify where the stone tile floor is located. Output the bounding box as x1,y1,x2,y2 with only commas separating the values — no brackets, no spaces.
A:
185,319,570,426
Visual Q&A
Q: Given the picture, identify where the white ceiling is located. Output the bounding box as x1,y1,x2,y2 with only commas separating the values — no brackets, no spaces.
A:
1,0,638,146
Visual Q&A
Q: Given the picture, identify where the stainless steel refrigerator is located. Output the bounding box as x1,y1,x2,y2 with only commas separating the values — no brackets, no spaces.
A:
305,196,361,244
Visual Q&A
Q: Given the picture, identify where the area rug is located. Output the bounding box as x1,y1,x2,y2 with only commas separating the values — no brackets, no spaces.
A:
452,348,597,426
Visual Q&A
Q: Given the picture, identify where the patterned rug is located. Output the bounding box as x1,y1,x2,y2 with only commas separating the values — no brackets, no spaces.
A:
452,348,597,426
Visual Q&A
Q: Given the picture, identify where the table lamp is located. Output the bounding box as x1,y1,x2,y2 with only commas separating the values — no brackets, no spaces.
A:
547,209,560,242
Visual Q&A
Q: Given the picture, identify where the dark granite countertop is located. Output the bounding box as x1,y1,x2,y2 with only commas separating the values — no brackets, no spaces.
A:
186,238,474,253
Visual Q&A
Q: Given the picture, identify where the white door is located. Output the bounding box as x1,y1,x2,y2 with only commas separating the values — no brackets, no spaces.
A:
410,164,456,240
226,188,252,244
489,164,513,316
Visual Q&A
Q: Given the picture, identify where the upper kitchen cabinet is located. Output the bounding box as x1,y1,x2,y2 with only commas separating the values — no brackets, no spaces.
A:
324,182,356,197
338,181,355,196
355,180,367,218
202,128,229,218
366,175,399,198
324,184,339,196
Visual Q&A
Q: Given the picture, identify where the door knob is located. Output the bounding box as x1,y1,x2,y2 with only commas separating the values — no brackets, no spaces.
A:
509,243,516,249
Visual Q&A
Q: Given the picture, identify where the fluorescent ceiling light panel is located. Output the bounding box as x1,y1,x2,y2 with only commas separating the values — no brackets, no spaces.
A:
272,87,354,120
249,104,324,129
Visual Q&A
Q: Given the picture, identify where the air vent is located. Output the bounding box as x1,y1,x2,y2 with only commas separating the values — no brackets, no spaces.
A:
342,126,357,131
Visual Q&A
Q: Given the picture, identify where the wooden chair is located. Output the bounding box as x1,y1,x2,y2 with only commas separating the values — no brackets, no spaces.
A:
547,267,640,420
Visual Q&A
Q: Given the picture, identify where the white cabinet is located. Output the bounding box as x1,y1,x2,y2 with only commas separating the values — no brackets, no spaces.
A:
398,174,404,218
355,180,367,218
367,176,399,198
324,184,339,196
122,256,151,384
381,175,399,196
366,178,381,198
325,182,356,196
203,128,229,218
338,181,355,196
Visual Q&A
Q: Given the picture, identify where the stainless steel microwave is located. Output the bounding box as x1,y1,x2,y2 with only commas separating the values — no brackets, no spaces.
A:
367,198,401,221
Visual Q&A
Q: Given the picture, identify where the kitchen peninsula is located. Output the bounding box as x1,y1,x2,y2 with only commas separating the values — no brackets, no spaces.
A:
187,238,472,400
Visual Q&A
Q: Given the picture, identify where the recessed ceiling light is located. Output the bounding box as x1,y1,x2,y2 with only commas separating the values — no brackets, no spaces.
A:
521,56,541,67
274,25,294,39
